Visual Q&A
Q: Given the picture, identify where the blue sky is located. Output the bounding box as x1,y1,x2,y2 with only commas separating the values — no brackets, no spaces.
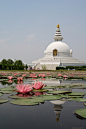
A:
0,0,86,64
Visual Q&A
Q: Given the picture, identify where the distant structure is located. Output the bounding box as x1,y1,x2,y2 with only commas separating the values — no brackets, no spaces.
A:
32,24,86,70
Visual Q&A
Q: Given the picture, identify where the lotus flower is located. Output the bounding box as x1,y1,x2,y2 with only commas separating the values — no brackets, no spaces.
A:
22,74,26,77
7,76,13,80
15,84,33,94
38,74,45,78
58,74,61,77
17,77,23,81
29,74,37,78
63,75,68,78
7,80,13,83
33,81,46,90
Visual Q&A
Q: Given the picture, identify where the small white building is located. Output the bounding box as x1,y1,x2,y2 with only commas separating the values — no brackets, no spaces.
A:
32,24,86,70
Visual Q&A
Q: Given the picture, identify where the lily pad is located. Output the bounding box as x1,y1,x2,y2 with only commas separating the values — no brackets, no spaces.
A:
68,95,83,98
33,89,47,92
0,98,8,104
10,99,39,105
0,90,16,94
48,90,71,94
41,95,62,100
68,98,77,101
0,93,3,97
43,86,55,89
0,86,15,91
76,98,86,102
61,94,68,98
68,92,85,96
74,108,86,118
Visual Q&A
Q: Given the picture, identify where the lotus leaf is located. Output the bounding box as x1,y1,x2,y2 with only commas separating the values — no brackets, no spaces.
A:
0,98,8,103
0,93,3,97
68,98,77,101
0,86,15,91
61,95,68,98
76,98,86,102
68,92,85,96
41,95,62,100
74,108,86,118
43,86,55,89
68,95,83,98
33,89,47,92
10,99,39,105
48,90,71,94
0,90,16,94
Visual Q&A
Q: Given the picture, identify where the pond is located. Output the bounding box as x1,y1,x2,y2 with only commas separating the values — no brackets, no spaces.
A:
0,78,86,129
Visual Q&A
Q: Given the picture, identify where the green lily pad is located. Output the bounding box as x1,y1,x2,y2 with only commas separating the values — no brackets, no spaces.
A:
68,95,83,98
0,86,15,91
33,89,47,92
68,92,85,96
43,86,55,89
0,93,3,97
0,98,8,103
76,98,86,102
74,108,86,118
68,98,77,101
0,90,16,94
61,94,68,98
48,90,71,94
41,95,62,100
10,99,39,105
30,97,44,103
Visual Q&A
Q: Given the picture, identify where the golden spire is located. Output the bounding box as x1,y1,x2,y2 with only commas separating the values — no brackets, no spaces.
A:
57,24,60,28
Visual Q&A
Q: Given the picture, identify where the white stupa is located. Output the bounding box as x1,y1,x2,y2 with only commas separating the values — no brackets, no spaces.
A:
32,24,86,70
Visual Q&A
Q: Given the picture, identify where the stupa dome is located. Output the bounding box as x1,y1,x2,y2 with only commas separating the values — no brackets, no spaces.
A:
32,24,86,70
44,41,70,53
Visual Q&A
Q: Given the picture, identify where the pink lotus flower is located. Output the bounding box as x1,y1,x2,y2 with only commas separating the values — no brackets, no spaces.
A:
33,81,46,90
38,74,45,78
15,84,33,94
33,73,36,76
29,74,37,78
58,74,61,77
47,73,51,76
63,75,68,78
7,80,13,83
17,77,23,81
22,74,26,77
17,81,23,84
7,76,13,80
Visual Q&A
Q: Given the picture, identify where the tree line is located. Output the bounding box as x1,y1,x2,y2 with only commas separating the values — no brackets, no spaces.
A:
0,59,28,70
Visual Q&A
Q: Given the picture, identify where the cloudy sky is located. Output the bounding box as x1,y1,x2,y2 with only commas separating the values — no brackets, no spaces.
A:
0,0,86,64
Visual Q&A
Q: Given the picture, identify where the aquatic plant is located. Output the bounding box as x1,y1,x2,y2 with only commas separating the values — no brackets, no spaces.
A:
58,74,61,77
33,81,46,90
38,74,45,78
17,77,23,81
15,84,33,94
7,76,13,80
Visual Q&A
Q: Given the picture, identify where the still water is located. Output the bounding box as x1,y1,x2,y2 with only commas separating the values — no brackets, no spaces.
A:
0,79,86,129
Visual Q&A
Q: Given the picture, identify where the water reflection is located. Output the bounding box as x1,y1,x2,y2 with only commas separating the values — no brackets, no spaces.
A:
53,105,63,122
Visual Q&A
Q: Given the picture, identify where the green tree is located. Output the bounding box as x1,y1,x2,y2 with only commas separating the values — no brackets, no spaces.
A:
14,60,24,70
24,64,28,70
1,59,7,70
